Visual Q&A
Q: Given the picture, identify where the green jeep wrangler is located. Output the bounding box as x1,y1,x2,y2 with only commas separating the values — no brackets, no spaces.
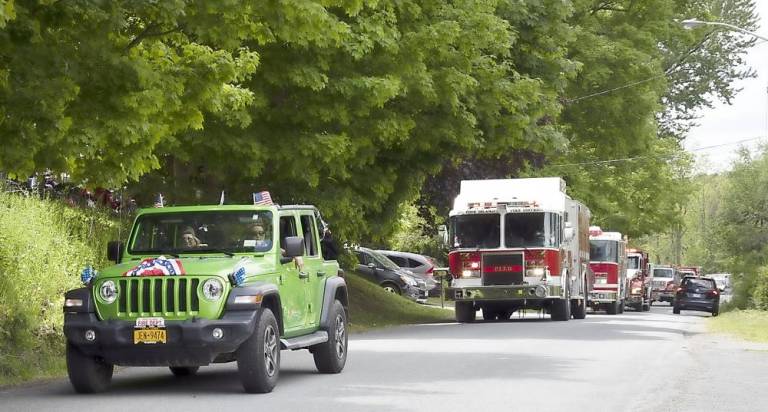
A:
63,204,348,393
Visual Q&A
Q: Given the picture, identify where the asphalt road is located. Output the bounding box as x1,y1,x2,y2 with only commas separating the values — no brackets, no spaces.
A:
2,303,767,412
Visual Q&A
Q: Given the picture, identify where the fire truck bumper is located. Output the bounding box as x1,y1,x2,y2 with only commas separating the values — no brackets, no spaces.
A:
589,290,618,303
626,295,644,305
447,285,563,301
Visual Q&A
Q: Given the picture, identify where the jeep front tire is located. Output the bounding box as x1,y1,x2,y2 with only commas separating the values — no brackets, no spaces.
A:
66,342,114,393
312,300,348,374
237,308,280,393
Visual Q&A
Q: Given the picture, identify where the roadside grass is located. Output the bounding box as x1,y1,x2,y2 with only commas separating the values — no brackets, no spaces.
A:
709,309,768,343
346,272,453,332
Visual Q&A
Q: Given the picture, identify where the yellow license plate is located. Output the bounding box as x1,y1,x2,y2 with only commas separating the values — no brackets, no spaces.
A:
133,328,167,344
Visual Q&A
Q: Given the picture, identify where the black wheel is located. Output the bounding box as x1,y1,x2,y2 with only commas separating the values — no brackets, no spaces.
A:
712,306,720,317
642,303,651,312
606,300,619,315
482,307,498,321
618,300,625,314
673,305,681,314
170,366,199,377
633,303,642,312
66,342,114,393
455,301,476,323
312,300,348,374
237,308,280,393
571,298,587,319
381,282,401,295
497,309,513,320
551,298,571,321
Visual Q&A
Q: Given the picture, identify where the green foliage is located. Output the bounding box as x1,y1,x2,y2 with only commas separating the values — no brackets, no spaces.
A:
0,192,119,384
750,266,768,310
387,203,446,263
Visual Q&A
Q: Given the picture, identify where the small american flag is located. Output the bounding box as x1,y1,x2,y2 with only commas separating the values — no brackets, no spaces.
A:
253,191,273,206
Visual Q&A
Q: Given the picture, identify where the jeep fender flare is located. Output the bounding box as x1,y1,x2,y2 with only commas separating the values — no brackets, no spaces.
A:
226,282,284,335
319,277,348,331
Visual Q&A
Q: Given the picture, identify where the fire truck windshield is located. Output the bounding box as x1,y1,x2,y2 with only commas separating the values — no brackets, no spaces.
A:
590,240,618,262
653,268,674,278
449,213,500,249
627,255,640,269
504,212,560,248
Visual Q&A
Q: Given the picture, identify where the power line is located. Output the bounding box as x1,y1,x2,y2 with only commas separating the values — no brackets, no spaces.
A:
548,136,764,167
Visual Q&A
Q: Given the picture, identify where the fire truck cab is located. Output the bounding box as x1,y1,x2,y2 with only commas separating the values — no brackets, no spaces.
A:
588,227,627,314
446,178,592,322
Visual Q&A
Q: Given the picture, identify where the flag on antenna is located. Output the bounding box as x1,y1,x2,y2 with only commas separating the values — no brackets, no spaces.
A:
219,191,225,206
154,193,164,208
253,191,273,206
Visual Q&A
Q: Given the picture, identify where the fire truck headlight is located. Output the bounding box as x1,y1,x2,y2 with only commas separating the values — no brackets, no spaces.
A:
469,261,480,270
462,270,480,278
526,267,545,277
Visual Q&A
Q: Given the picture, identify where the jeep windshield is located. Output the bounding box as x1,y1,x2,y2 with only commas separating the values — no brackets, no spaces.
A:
504,212,561,248
653,268,674,278
590,240,618,262
449,213,500,249
130,210,274,255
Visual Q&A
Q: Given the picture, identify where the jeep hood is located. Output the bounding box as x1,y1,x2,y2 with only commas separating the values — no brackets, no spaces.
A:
96,256,276,279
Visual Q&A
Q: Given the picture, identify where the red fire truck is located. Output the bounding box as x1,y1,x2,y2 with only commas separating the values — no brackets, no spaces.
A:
625,248,651,311
588,227,627,314
445,178,592,322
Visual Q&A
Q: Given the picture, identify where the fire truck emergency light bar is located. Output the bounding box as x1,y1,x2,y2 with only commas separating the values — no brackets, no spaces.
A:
467,200,540,209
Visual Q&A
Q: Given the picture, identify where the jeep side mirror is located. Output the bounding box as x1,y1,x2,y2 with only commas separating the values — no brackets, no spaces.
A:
107,241,124,263
281,236,305,263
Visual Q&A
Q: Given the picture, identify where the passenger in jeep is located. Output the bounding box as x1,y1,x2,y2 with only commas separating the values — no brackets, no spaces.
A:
180,226,203,248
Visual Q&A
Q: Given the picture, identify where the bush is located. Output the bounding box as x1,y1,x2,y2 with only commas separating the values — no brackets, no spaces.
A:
751,266,768,310
0,192,121,384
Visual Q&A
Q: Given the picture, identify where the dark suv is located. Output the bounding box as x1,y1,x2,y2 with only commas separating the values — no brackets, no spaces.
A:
673,276,720,316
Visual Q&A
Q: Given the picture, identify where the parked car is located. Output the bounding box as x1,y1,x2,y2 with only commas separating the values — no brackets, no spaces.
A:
673,276,720,316
353,247,428,303
376,250,439,295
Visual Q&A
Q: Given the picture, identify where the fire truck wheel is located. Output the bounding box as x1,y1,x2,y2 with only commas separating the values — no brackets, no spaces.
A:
571,298,587,319
642,303,651,311
455,301,476,323
673,305,681,314
551,299,570,321
482,307,498,321
606,301,619,315
498,310,513,320
618,300,625,314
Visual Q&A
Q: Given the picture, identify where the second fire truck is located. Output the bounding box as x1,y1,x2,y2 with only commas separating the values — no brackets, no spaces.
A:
445,178,592,322
588,227,627,314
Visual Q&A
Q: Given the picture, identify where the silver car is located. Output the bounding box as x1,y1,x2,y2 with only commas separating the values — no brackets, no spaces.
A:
376,250,439,293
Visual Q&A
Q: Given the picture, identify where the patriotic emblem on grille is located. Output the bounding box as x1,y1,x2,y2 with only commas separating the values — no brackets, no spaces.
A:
123,256,186,277
253,191,273,206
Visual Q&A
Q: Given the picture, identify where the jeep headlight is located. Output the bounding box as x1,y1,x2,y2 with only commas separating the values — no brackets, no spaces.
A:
99,280,118,304
400,274,417,287
202,278,224,301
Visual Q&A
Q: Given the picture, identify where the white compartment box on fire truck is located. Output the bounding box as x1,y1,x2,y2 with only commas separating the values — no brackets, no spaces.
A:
446,178,592,322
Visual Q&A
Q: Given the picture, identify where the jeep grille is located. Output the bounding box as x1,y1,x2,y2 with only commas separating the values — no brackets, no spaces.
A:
117,277,200,317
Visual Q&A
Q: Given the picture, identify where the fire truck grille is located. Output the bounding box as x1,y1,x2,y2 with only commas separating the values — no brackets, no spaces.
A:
482,253,524,286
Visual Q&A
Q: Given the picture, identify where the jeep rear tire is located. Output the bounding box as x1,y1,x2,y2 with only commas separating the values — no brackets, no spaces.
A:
170,366,199,377
237,308,280,393
312,300,348,374
455,301,476,323
66,342,114,393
